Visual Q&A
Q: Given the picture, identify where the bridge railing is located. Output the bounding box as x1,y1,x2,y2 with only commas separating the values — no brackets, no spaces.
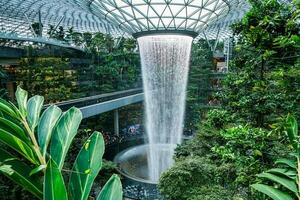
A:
45,88,143,111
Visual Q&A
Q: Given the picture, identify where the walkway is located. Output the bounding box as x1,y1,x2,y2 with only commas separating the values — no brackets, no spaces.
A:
0,32,83,51
47,88,144,119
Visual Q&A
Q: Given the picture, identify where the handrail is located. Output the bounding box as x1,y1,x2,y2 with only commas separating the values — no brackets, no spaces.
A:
44,88,143,111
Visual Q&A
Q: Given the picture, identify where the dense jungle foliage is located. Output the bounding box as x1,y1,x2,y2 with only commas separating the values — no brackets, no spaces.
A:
159,0,300,199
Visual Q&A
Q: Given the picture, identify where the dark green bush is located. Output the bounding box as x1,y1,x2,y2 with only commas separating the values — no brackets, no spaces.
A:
158,157,234,200
187,185,233,200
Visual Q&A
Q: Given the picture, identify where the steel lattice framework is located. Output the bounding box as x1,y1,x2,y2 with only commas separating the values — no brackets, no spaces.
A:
89,0,236,37
0,0,292,41
0,0,122,37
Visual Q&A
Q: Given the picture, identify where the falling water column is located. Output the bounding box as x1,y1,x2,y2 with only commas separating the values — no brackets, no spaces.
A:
138,35,193,182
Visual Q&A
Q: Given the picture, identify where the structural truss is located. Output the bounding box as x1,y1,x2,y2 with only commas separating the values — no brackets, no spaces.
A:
0,0,292,42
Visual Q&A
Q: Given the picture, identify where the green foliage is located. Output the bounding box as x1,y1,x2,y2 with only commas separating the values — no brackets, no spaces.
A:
162,2,300,196
211,125,271,186
158,157,234,200
0,87,122,200
17,32,141,101
220,0,300,127
187,185,233,200
185,39,218,130
38,105,62,157
17,58,75,103
50,107,82,170
96,175,123,200
44,159,67,200
0,150,43,199
206,109,232,129
68,132,105,200
251,115,300,200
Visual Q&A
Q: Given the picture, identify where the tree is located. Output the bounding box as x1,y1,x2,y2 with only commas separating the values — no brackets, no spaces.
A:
219,0,300,127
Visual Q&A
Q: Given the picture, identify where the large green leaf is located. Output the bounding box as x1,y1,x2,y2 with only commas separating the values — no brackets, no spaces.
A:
251,184,293,200
44,159,67,200
275,158,297,169
38,105,62,157
0,149,43,199
27,95,44,131
257,172,297,194
267,168,297,179
68,132,105,200
0,128,39,164
50,107,82,170
0,117,29,142
16,86,28,117
0,98,19,119
96,175,122,200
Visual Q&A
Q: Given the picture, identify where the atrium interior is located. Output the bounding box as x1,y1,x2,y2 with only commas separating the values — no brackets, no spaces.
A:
0,0,299,200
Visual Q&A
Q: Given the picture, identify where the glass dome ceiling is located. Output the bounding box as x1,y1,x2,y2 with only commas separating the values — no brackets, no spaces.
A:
89,0,236,37
0,0,291,41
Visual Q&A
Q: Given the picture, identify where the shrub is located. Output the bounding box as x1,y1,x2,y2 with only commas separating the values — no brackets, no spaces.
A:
158,157,233,200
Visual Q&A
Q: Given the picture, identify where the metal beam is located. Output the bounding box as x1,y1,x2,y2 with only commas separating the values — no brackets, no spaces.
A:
114,109,119,136
24,13,37,37
80,93,144,119
0,33,83,51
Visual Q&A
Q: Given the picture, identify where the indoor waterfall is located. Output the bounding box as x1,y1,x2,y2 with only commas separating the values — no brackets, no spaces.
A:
138,35,193,182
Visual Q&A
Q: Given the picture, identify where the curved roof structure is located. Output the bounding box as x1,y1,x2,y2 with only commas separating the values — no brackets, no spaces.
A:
0,0,292,42
0,0,122,37
89,0,235,37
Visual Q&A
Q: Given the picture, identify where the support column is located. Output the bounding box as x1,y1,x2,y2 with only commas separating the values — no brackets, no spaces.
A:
38,10,43,37
114,109,119,136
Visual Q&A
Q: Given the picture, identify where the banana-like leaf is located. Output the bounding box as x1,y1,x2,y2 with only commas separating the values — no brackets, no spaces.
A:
44,159,67,200
0,128,39,164
16,87,28,117
0,98,19,119
257,172,297,194
50,107,82,170
0,149,43,199
96,175,122,200
267,168,297,179
0,117,29,142
275,158,297,169
38,105,62,157
27,95,44,131
68,132,105,200
251,183,293,200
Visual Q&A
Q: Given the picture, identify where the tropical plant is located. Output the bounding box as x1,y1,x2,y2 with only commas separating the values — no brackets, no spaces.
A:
0,87,122,200
251,115,299,200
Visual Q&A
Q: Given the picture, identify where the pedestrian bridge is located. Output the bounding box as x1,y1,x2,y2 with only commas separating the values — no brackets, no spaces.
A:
46,88,144,119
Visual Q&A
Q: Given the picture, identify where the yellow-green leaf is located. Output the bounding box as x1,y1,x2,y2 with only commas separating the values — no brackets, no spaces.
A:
16,87,28,117
50,107,82,170
27,95,44,131
68,132,105,200
38,105,62,157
